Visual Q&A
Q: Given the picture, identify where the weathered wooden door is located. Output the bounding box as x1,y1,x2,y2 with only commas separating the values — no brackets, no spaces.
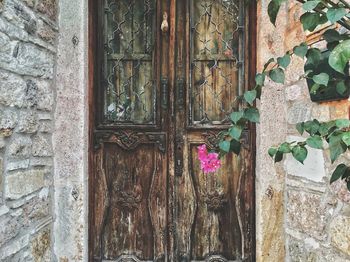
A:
89,0,255,261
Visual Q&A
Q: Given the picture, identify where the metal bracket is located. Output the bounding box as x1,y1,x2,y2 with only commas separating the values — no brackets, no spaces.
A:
177,77,185,110
161,77,168,109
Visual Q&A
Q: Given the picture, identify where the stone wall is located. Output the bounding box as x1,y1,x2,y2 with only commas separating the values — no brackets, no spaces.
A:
256,0,350,261
0,0,57,261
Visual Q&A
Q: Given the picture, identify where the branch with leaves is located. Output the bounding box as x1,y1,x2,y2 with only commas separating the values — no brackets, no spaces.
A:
211,0,350,190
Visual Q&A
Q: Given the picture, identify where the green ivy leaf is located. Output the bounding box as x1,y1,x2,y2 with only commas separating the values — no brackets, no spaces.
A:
312,73,329,86
302,0,321,11
274,151,284,163
326,8,347,23
323,29,342,43
329,40,350,74
279,142,292,153
244,108,260,123
268,147,278,157
319,121,337,137
292,145,308,164
268,0,286,25
335,119,350,128
230,139,241,155
330,164,347,183
342,132,350,146
304,120,320,135
255,73,266,86
336,81,347,95
269,68,285,84
229,125,243,140
310,83,320,94
230,111,245,124
244,90,257,106
296,122,304,135
329,134,347,163
300,12,327,32
219,140,231,153
277,54,291,69
306,48,322,66
294,43,308,58
306,135,323,149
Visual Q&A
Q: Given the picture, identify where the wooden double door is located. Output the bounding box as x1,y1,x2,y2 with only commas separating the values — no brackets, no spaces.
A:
90,0,255,261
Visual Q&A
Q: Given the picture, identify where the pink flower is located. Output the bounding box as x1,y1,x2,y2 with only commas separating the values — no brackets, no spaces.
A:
197,144,208,161
197,144,221,174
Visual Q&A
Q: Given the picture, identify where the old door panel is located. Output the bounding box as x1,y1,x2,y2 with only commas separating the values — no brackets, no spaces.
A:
175,131,253,261
92,132,167,261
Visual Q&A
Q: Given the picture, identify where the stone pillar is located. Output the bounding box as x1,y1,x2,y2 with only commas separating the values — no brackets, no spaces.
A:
255,0,305,260
53,0,88,261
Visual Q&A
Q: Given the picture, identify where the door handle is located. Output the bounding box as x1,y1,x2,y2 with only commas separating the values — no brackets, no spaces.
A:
161,12,169,33
177,78,185,110
161,77,168,109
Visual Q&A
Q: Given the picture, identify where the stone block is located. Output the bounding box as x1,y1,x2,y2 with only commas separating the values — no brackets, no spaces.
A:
6,159,30,171
329,215,350,256
38,120,52,133
284,136,326,183
0,31,10,52
0,16,28,41
22,194,50,225
311,104,330,122
330,176,350,204
287,102,312,124
32,135,52,157
285,84,303,102
0,234,29,259
4,169,45,199
0,205,9,216
17,110,38,133
328,100,350,119
22,0,35,8
0,70,26,108
8,136,32,158
37,19,56,44
31,229,51,262
0,109,17,130
37,0,57,21
0,42,54,78
36,80,53,111
287,190,329,240
288,236,317,261
0,215,21,248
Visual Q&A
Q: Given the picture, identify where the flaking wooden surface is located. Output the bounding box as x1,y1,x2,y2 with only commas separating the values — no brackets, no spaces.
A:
90,0,255,261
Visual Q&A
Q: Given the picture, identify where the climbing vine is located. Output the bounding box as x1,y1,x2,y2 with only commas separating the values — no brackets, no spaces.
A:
205,0,350,190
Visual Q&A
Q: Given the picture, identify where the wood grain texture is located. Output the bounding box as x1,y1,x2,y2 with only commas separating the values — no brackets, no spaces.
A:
89,0,256,261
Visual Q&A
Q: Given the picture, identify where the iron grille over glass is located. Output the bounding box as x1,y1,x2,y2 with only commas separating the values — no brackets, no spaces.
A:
190,0,243,126
103,0,156,125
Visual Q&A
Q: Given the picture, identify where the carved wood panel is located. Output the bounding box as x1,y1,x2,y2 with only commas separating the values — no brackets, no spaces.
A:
91,133,167,261
90,0,255,261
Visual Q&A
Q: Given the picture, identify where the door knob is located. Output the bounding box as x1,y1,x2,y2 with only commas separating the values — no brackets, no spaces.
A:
161,12,169,33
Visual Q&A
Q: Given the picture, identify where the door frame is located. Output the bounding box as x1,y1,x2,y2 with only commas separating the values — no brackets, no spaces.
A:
87,0,257,260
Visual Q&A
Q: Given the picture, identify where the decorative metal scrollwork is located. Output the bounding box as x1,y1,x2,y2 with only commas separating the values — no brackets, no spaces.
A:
175,133,184,177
